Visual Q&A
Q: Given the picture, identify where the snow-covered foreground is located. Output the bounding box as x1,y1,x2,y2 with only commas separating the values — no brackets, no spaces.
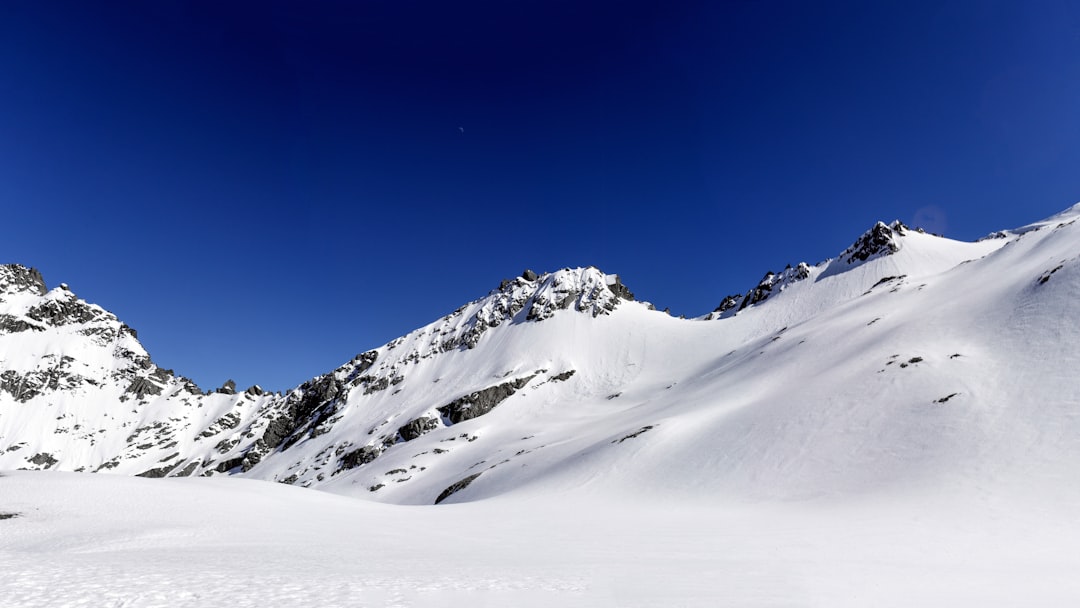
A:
2,471,1078,607
4,206,1080,605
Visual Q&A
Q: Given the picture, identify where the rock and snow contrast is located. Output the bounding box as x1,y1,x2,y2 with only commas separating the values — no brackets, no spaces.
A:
3,204,1080,606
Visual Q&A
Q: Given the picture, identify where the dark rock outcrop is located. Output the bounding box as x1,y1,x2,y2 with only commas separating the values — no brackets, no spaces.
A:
398,416,440,441
0,264,47,296
137,463,179,478
437,374,536,424
840,221,906,265
435,473,482,504
28,452,58,468
0,314,44,334
26,297,103,326
550,370,576,382
605,275,634,301
339,445,382,472
126,376,164,399
738,263,813,311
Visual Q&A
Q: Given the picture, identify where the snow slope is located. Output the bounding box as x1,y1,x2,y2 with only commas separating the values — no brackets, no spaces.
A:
3,204,1080,605
3,207,1080,506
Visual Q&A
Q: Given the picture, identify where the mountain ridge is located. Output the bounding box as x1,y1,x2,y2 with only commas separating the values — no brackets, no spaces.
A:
2,205,1079,505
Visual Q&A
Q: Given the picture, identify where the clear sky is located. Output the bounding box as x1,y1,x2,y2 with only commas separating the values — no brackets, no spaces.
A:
3,1,1079,391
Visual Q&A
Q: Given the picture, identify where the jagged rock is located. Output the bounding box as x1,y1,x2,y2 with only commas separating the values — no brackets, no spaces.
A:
349,351,379,376
245,385,265,396
274,375,347,451
437,374,536,424
26,297,103,326
435,473,482,504
550,370,576,382
260,415,294,450
362,376,390,394
714,294,743,314
840,221,906,265
215,456,245,473
398,416,440,441
522,269,539,281
126,376,164,399
0,264,47,296
28,452,58,468
339,445,382,471
173,461,200,477
216,380,237,395
738,263,813,312
137,463,179,478
0,314,44,334
604,274,634,300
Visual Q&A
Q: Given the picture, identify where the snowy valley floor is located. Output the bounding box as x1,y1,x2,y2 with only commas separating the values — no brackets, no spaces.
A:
2,471,1079,607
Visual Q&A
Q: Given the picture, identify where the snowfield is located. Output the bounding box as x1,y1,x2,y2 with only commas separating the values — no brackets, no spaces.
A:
3,204,1080,606
3,471,1079,608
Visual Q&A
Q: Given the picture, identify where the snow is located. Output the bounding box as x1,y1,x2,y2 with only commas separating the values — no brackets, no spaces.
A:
3,206,1080,605
2,471,1079,607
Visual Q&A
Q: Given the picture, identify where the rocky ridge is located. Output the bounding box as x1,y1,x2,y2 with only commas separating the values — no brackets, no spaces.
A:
705,220,910,319
3,207,1078,505
0,264,637,487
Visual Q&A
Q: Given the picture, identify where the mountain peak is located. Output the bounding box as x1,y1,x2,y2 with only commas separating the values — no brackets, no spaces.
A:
838,220,908,266
482,266,634,329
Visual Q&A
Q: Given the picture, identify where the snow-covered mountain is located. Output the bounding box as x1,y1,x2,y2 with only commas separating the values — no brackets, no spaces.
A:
3,204,1079,506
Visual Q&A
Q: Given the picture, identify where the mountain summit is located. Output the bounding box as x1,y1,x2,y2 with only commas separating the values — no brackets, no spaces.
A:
2,205,1079,504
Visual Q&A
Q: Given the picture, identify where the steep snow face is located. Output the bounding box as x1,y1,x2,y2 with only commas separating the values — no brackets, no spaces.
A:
2,205,1079,507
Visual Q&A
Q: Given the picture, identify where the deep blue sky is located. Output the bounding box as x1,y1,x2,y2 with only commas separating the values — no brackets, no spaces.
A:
3,1,1079,391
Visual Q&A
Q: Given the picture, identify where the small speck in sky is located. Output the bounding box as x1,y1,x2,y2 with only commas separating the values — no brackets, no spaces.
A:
459,126,464,134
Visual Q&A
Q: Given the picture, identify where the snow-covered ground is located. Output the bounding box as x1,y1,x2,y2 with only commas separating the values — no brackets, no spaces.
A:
3,205,1080,605
3,470,1079,608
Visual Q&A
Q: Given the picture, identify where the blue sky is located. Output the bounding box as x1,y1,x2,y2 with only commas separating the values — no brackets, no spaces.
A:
3,1,1079,391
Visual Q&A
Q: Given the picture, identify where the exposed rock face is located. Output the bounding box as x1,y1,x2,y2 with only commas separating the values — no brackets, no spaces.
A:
339,445,382,472
437,375,536,424
435,473,482,504
550,370,576,382
705,220,911,321
0,313,44,334
136,463,179,478
27,296,105,326
28,452,58,468
839,221,906,265
398,416,440,441
604,274,634,301
738,263,813,311
713,294,743,315
0,264,47,297
706,263,814,319
126,376,164,400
